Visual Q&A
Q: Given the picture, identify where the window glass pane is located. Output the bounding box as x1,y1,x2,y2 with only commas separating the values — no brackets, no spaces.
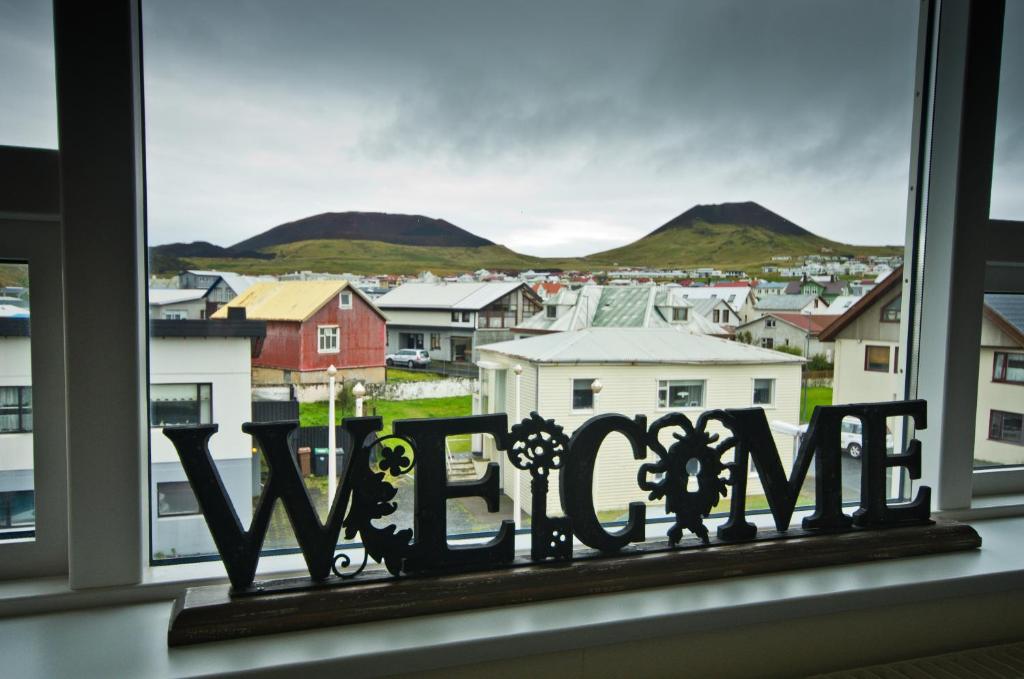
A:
143,1,919,560
0,1,57,148
753,378,774,405
0,262,35,538
157,481,200,517
975,293,1024,468
864,345,891,372
991,0,1024,220
572,379,595,410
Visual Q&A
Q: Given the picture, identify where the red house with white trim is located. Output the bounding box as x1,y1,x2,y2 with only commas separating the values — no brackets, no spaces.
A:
212,280,387,384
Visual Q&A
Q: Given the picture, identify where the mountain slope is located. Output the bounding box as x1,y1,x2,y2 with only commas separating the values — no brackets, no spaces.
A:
229,212,494,252
584,201,899,268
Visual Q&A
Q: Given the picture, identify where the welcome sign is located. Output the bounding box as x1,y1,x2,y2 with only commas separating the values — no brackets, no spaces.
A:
164,399,980,645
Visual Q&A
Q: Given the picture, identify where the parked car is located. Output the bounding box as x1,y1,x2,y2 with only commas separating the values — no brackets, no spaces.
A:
386,348,431,368
840,417,894,458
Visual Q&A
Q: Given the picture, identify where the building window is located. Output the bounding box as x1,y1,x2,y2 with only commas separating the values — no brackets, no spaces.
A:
150,383,212,426
157,481,201,517
546,305,556,319
430,333,441,351
401,332,425,350
658,379,706,409
0,387,32,433
765,318,776,328
462,311,471,323
880,296,901,322
451,311,459,322
989,410,1023,446
753,378,774,406
339,291,353,309
760,337,774,349
864,345,891,372
318,325,339,353
0,490,35,529
672,307,688,321
571,378,595,410
993,352,1024,384
163,309,187,320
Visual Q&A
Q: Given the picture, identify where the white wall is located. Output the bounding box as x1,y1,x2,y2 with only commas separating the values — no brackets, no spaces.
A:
479,351,801,514
832,338,901,406
0,336,33,479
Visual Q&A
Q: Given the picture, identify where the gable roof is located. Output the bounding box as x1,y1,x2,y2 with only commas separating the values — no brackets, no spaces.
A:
754,294,822,311
375,281,528,310
768,313,843,335
210,280,379,322
984,293,1024,345
818,268,902,341
148,288,208,306
479,327,804,365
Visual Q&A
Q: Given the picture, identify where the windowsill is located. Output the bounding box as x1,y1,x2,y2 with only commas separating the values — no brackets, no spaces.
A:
2,516,1024,677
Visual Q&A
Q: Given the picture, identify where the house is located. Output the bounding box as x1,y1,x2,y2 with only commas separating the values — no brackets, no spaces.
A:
375,281,542,363
477,327,803,514
212,280,387,384
675,283,757,323
147,287,210,319
755,281,788,298
753,293,828,318
178,269,264,316
514,285,730,337
1,315,266,555
735,312,841,358
783,275,849,303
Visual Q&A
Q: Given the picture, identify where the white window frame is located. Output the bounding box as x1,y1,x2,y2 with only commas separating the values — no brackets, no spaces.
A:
318,325,340,353
752,378,775,407
3,0,1019,603
339,291,352,309
656,379,706,411
570,378,595,413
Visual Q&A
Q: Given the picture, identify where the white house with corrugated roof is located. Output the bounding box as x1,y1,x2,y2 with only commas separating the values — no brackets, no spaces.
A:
476,327,803,515
376,281,542,363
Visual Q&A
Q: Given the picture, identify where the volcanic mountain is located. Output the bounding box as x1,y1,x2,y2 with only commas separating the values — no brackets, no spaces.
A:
582,201,895,268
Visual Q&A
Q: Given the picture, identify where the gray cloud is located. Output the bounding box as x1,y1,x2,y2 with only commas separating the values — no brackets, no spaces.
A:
2,1,1021,256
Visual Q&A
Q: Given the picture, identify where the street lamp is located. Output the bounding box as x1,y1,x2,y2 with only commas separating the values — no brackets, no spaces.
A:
327,365,338,504
512,364,523,529
353,381,366,417
591,378,603,412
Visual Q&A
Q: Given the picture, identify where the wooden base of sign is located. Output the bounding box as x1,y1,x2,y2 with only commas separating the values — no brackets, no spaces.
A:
168,520,980,646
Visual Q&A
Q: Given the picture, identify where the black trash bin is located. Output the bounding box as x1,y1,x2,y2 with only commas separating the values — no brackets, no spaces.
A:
312,448,344,476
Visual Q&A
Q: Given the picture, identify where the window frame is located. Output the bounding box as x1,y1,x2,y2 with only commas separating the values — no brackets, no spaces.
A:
988,410,1024,446
148,383,212,428
864,345,891,373
656,379,707,410
155,480,201,518
752,378,775,407
992,351,1024,384
339,291,352,309
880,295,902,323
570,378,595,412
318,325,340,353
10,0,1020,600
0,386,33,434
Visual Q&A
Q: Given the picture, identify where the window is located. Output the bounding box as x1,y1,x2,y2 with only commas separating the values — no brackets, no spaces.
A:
546,306,556,319
753,378,774,406
339,292,352,309
712,309,720,323
462,311,471,323
765,318,776,328
451,311,459,322
989,411,1023,446
150,384,212,427
0,491,35,529
993,352,1024,384
156,481,200,517
318,325,339,353
881,296,902,322
864,345,891,372
571,379,595,411
672,307,688,322
163,309,187,320
0,387,32,433
430,333,441,351
658,380,705,409
760,337,774,349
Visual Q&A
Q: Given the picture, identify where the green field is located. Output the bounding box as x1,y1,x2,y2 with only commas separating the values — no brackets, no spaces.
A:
801,386,834,423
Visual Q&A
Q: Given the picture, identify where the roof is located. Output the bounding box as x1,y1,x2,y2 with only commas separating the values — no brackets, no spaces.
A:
754,294,822,311
712,281,752,288
150,319,266,339
767,313,843,335
210,280,365,322
819,268,902,341
984,293,1024,345
756,281,788,290
532,282,564,296
148,288,208,306
375,281,527,310
592,287,654,327
478,327,804,365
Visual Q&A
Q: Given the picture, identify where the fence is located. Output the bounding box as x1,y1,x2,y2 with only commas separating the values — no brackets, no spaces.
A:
251,400,299,422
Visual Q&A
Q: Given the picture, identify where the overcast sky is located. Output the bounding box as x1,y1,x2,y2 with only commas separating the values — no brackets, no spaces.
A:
2,1,1021,257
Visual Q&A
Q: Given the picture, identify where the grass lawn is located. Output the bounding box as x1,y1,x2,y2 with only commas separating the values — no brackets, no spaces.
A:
801,386,833,423
386,368,443,383
300,395,474,451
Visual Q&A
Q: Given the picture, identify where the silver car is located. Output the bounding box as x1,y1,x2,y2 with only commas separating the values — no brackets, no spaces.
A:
386,348,431,368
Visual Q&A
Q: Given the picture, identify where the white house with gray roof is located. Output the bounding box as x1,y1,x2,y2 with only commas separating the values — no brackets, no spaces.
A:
476,327,803,515
753,293,827,318
376,281,541,362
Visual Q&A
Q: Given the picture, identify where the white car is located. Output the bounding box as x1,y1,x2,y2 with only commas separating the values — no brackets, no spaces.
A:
840,417,895,459
386,348,431,368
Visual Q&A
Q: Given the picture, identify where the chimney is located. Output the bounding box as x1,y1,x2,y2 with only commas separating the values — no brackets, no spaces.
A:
227,306,246,320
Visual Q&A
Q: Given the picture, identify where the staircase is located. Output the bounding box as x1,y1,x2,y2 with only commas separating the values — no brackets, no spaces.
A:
446,455,479,482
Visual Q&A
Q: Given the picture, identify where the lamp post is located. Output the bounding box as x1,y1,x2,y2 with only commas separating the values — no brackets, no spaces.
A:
513,364,523,529
590,378,603,412
327,365,337,504
353,381,366,417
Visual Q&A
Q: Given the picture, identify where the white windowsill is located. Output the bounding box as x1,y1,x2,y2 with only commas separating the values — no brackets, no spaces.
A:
1,516,1023,677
